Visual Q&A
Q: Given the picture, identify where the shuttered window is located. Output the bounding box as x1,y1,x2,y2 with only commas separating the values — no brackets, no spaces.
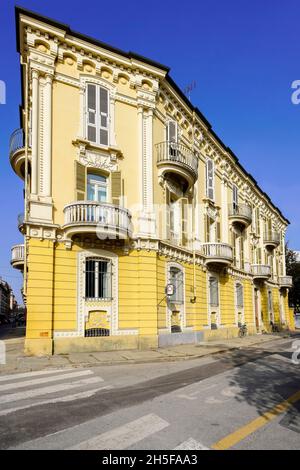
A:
206,159,214,200
75,161,86,200
86,84,109,146
166,121,177,143
209,277,219,307
233,185,238,211
181,198,189,247
111,171,122,206
236,283,244,308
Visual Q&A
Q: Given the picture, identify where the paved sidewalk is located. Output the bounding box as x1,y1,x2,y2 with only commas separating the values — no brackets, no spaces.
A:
0,330,296,375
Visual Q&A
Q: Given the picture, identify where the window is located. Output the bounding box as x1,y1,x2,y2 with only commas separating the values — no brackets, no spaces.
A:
236,283,244,308
206,159,214,200
85,258,111,300
166,120,177,143
209,277,219,307
169,266,184,304
232,185,238,211
86,84,109,146
87,173,107,202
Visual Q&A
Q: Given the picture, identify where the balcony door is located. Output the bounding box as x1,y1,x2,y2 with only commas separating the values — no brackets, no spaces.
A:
87,173,107,203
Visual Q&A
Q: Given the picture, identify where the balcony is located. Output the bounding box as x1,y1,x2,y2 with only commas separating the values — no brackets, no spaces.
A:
264,231,280,249
199,242,233,267
156,141,198,191
11,244,24,271
251,264,271,281
228,204,252,228
63,201,132,240
9,129,30,179
279,276,293,288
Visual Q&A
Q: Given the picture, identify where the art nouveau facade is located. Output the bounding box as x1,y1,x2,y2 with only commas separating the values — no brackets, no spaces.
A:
10,8,294,355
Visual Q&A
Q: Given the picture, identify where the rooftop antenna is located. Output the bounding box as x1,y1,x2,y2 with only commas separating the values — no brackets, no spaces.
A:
183,80,196,101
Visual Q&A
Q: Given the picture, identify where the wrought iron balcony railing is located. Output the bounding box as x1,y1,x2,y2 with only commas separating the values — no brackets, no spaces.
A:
156,141,198,180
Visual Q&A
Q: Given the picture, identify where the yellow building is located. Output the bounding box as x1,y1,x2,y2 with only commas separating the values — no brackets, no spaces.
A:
10,7,294,356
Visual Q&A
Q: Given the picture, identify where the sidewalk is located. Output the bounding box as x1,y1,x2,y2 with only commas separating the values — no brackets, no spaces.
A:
0,330,296,375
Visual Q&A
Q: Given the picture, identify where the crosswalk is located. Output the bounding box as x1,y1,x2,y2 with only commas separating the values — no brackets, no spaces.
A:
0,367,111,416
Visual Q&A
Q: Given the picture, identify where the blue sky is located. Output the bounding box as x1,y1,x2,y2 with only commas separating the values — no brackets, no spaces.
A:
0,0,299,303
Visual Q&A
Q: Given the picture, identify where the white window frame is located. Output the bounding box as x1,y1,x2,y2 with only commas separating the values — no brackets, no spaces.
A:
86,83,109,146
206,158,215,201
87,173,108,203
85,257,112,301
232,184,239,211
208,274,220,328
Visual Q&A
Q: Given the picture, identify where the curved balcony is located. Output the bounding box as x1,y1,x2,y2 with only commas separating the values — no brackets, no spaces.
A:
9,129,30,179
228,204,252,228
156,141,198,191
279,276,293,289
11,244,24,271
264,231,280,249
63,201,132,240
251,264,271,281
199,242,233,267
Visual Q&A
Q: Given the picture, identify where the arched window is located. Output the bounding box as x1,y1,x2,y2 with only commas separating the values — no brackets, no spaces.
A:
87,173,107,202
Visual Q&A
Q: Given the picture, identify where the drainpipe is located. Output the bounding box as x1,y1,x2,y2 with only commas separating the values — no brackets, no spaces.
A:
192,111,197,303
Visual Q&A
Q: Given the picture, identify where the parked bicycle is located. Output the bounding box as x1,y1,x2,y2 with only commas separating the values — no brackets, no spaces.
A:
238,323,248,338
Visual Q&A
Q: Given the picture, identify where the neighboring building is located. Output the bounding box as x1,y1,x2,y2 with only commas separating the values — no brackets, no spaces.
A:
0,277,17,323
10,8,294,356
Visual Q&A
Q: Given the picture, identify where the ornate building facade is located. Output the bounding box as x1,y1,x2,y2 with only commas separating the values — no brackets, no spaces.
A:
10,7,294,355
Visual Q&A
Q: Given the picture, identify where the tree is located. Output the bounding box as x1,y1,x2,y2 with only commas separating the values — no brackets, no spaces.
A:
285,244,300,311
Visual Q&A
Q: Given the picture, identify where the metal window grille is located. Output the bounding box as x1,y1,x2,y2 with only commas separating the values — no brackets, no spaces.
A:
169,267,184,304
209,277,219,307
236,283,244,308
85,257,112,300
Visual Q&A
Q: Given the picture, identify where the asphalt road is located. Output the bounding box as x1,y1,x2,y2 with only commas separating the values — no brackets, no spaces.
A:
0,335,299,450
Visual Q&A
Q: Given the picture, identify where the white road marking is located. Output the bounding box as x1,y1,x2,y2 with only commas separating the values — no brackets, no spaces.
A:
0,370,97,392
0,376,103,404
174,438,210,450
221,386,240,397
0,368,73,383
69,413,169,450
0,385,113,416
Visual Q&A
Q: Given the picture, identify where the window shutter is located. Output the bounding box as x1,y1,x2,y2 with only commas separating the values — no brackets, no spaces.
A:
205,215,210,242
75,161,86,200
232,231,237,265
181,198,189,247
87,84,97,143
233,185,238,210
167,121,177,143
111,171,122,205
216,221,221,243
206,159,214,200
256,208,260,235
240,236,244,270
165,189,170,240
99,87,109,146
258,247,262,264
